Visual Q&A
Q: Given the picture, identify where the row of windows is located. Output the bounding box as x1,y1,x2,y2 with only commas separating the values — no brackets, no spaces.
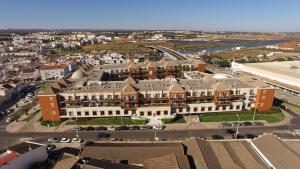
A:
191,105,241,112
68,110,129,116
139,110,169,116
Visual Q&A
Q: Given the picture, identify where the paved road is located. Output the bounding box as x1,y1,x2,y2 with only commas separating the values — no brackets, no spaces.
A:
1,124,299,150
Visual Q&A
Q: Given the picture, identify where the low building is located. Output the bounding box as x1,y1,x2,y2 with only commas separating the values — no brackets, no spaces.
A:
39,63,74,81
19,69,40,83
0,142,47,169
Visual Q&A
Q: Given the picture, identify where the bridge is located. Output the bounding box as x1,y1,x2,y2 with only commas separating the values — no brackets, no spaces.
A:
146,45,190,60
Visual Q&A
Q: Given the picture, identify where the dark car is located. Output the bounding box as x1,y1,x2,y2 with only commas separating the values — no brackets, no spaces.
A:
116,126,129,130
241,121,252,126
226,129,236,134
232,133,245,139
253,122,264,126
84,126,95,131
245,133,257,139
232,122,241,127
46,144,56,151
128,126,140,130
140,125,153,130
211,135,224,140
97,133,110,139
220,122,232,127
95,126,108,130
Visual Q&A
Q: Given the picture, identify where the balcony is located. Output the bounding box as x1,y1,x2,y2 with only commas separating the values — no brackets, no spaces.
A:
215,101,232,106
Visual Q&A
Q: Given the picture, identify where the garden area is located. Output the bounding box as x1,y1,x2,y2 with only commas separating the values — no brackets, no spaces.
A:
66,117,148,125
199,107,284,123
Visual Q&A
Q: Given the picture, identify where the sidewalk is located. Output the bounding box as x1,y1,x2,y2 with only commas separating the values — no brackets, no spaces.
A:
6,109,292,133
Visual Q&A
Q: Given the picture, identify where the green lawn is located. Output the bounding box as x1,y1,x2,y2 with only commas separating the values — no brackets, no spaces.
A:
38,118,61,127
161,117,186,124
66,117,147,125
283,103,300,115
199,107,284,123
23,110,40,122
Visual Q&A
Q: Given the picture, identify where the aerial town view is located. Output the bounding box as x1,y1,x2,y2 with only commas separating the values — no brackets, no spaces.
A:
1,0,300,169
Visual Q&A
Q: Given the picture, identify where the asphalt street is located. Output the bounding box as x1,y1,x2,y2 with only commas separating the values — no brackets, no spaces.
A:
0,124,299,150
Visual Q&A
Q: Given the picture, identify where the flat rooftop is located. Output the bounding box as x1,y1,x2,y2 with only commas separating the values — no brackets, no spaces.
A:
244,61,300,86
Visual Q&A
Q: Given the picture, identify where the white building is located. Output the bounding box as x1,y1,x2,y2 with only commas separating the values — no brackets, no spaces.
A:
101,52,124,64
39,64,73,81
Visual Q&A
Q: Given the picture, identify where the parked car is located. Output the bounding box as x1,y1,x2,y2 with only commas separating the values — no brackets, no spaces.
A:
110,137,118,141
232,134,245,139
245,133,257,139
231,122,241,127
220,122,232,127
153,124,165,130
84,126,95,131
116,126,129,130
27,93,33,97
5,117,13,123
48,137,60,143
46,144,56,150
95,126,108,130
211,135,224,140
226,129,236,134
107,126,116,131
97,133,110,139
253,122,264,126
60,138,71,143
71,138,83,143
241,121,252,126
140,125,153,130
128,126,140,130
72,126,82,131
9,108,14,113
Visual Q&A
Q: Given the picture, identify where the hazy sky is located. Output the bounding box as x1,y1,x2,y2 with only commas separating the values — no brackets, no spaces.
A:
0,0,300,32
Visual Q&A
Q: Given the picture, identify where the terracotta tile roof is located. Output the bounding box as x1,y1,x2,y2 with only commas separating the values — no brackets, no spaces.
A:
121,84,137,94
168,82,185,93
211,81,231,91
40,64,68,70
0,151,18,166
53,153,79,169
143,153,190,169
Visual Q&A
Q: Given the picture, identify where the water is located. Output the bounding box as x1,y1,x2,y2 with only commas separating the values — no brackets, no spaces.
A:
176,39,289,54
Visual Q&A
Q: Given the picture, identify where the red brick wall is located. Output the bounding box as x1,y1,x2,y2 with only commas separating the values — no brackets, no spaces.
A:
39,95,61,121
197,64,206,72
255,88,275,112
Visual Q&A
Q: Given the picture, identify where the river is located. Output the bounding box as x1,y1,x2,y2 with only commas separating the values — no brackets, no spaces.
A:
176,39,289,54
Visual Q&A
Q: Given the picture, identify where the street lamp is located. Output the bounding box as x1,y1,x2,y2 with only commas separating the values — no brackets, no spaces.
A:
154,129,159,141
235,114,240,139
74,117,79,139
252,107,256,121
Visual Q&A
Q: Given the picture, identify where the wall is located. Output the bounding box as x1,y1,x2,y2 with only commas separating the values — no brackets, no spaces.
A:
39,95,61,121
255,88,275,112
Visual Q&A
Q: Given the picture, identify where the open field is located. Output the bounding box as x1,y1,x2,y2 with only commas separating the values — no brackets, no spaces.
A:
82,40,249,54
211,48,266,59
66,117,147,125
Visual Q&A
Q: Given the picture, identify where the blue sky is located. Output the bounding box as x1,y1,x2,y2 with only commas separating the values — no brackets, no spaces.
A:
0,0,299,32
